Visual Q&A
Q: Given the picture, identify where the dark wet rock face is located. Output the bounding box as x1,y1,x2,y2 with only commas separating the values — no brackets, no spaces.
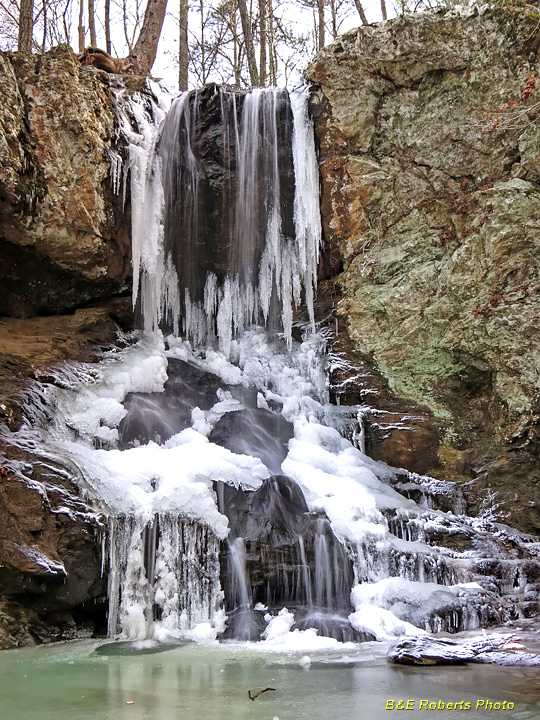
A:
160,84,295,307
217,476,361,641
308,7,540,534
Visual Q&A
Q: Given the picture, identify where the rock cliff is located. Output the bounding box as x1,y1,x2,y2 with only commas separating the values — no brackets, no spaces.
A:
308,5,540,534
0,44,131,316
0,46,134,648
2,7,540,647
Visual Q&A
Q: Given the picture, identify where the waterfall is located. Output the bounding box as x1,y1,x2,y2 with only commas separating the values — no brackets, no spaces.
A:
131,84,321,354
5,80,537,646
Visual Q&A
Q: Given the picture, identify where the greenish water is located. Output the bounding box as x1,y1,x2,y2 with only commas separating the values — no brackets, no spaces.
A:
0,640,539,720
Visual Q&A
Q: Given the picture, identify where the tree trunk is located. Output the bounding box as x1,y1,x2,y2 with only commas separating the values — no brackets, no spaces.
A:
237,0,259,86
18,0,34,53
268,6,276,86
199,0,206,84
353,0,368,25
259,0,267,86
126,0,169,75
229,1,242,85
41,0,47,51
317,0,324,51
329,0,337,39
380,0,387,21
78,0,85,52
105,0,112,53
179,0,189,90
88,0,96,46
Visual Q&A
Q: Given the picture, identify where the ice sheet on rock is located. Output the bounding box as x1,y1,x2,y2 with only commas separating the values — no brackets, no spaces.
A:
349,603,424,641
351,578,489,631
37,334,169,448
165,332,410,554
281,420,415,546
61,428,268,537
249,608,355,653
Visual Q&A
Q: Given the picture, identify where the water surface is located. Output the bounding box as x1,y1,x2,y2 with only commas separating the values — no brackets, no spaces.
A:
1,640,539,720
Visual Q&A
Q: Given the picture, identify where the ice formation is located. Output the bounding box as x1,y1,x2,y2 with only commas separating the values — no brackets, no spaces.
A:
5,81,538,646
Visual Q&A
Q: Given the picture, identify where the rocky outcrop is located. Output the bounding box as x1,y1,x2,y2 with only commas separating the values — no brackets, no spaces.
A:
389,633,540,666
0,45,136,647
0,45,131,317
308,6,540,534
0,308,131,648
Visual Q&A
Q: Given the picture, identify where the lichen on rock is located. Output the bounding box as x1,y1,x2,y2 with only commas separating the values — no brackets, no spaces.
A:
308,6,540,533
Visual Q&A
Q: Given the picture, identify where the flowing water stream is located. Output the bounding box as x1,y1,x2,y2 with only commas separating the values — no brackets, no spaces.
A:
5,82,539,650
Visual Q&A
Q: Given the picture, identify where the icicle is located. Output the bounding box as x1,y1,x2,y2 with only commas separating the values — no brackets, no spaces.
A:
290,85,322,330
107,514,223,640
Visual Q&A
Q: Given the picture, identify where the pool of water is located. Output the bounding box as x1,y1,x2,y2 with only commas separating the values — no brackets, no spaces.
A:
1,639,539,720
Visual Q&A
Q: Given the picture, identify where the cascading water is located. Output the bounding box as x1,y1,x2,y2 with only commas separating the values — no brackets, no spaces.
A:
133,85,320,353
6,80,538,647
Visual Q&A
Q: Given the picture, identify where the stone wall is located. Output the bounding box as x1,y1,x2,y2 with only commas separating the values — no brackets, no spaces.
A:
307,6,540,533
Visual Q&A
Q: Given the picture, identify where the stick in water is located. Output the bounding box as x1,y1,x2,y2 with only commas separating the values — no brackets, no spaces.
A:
248,688,276,701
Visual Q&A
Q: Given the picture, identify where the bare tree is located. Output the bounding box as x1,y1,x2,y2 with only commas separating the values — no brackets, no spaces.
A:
18,0,34,51
78,0,85,51
40,0,47,50
259,0,266,85
380,0,387,20
329,0,336,38
352,0,367,25
230,0,241,84
179,0,188,89
126,0,168,73
105,0,112,52
198,0,206,81
87,0,96,45
267,0,276,84
317,0,324,50
237,0,258,85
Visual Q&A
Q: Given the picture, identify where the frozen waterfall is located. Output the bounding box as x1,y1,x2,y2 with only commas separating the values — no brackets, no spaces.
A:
7,81,538,647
